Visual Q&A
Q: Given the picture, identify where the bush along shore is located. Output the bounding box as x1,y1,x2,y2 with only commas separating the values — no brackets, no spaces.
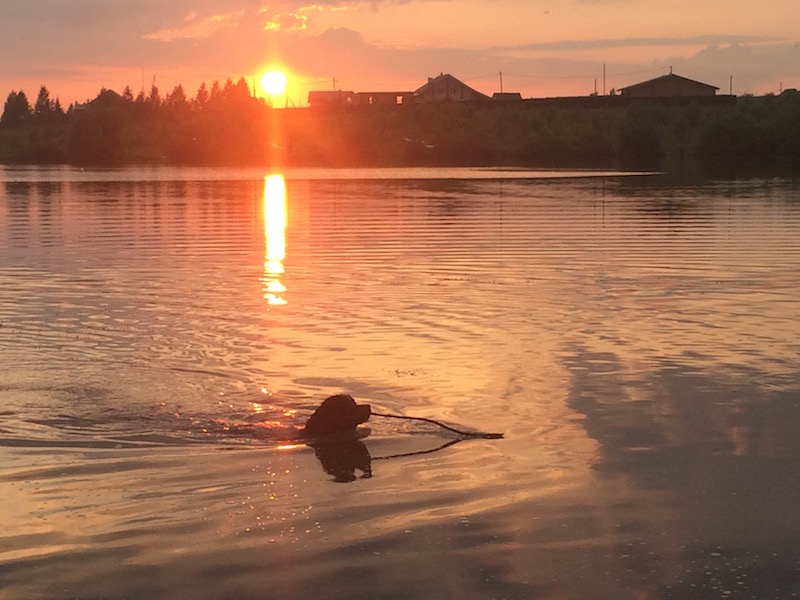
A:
2,80,800,177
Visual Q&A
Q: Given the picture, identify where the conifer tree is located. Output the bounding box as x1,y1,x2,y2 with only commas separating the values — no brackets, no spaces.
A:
1,90,32,126
34,85,54,119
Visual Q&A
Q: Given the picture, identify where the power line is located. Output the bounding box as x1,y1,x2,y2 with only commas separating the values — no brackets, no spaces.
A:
470,65,666,82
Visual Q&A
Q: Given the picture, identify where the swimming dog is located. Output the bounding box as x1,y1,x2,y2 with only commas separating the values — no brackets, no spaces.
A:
303,394,371,438
302,393,501,482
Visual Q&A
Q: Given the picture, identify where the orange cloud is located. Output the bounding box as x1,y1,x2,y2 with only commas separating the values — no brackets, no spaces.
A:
261,10,310,32
144,10,245,42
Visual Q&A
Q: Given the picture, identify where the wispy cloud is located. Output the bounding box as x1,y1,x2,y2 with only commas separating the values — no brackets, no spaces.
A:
493,34,782,53
144,10,245,42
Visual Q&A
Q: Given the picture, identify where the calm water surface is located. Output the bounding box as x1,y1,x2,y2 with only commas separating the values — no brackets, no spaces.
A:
1,165,799,599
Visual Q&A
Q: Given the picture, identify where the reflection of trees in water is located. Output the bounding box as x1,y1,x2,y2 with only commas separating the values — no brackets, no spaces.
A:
4,182,34,244
564,344,800,596
565,347,800,469
4,181,33,198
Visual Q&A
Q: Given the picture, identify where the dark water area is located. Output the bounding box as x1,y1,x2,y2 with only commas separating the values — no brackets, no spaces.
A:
1,165,799,599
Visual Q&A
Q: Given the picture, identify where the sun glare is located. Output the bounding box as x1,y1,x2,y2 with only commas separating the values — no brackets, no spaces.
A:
260,70,287,96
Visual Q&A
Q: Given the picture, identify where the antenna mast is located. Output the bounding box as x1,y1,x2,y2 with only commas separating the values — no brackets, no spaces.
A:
603,63,606,96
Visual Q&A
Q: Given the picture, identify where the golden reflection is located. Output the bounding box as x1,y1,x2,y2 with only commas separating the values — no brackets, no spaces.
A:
261,174,288,306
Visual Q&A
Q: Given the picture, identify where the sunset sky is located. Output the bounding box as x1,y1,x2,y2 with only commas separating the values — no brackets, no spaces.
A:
2,0,799,106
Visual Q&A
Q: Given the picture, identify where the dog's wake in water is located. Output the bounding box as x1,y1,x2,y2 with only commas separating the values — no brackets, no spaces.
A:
0,392,502,482
148,393,503,483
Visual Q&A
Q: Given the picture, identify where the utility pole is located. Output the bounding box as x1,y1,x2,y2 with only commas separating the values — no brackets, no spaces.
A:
603,63,606,96
332,78,336,91
499,71,503,94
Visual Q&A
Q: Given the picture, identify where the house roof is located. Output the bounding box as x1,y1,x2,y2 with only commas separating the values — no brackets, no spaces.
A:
619,72,719,93
492,92,523,101
413,73,490,100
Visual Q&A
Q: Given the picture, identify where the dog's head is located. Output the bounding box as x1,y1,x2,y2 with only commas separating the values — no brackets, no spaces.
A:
303,394,372,438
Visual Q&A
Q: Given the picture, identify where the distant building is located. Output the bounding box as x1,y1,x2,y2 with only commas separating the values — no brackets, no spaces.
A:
353,92,413,106
413,73,490,103
307,73,502,108
619,72,719,98
307,90,356,108
492,92,523,102
86,89,125,108
308,90,412,107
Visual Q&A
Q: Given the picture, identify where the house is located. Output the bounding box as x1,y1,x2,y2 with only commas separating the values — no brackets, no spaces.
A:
619,72,719,98
308,74,490,107
308,90,411,107
353,92,413,106
492,92,523,102
307,90,356,108
413,73,490,103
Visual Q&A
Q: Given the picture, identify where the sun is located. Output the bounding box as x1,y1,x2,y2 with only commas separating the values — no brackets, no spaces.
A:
260,70,287,96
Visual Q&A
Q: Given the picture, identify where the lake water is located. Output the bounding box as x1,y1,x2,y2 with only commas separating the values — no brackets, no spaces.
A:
1,165,799,599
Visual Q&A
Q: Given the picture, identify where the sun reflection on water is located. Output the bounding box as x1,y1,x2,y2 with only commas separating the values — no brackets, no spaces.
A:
261,174,288,306
276,443,303,451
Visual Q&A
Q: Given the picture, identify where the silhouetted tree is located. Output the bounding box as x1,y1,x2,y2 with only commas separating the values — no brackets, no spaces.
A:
147,84,161,107
208,80,222,105
53,97,65,117
34,85,54,119
234,77,251,97
222,78,235,98
165,84,188,107
194,82,209,110
1,90,32,127
164,84,190,123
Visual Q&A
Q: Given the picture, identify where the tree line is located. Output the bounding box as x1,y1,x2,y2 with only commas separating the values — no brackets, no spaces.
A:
0,78,271,165
2,80,800,176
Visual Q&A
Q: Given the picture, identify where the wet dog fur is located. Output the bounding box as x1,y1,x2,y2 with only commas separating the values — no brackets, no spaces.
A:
303,394,371,438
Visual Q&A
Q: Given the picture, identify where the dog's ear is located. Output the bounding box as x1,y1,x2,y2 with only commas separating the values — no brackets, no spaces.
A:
354,403,371,425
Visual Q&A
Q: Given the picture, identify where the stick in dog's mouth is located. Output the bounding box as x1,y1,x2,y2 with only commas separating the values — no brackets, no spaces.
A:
304,395,504,440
